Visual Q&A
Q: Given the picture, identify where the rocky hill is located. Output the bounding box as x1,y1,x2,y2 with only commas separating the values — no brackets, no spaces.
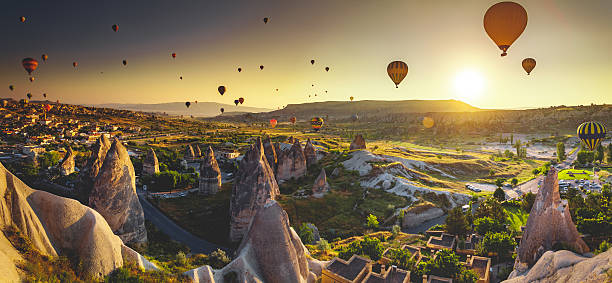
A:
95,102,271,117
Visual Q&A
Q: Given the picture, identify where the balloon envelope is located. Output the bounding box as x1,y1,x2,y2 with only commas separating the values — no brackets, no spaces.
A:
522,58,536,75
269,119,277,128
22,58,39,75
185,102,191,108
238,67,242,72
123,60,127,66
112,24,118,32
483,2,528,56
73,62,78,68
259,65,264,70
290,116,296,124
350,96,354,101
218,86,226,95
310,59,315,65
9,85,14,91
220,108,224,113
577,121,606,151
41,54,48,62
238,97,244,104
172,53,176,58
20,17,26,23
263,17,269,24
325,67,330,72
27,93,32,99
387,61,408,88
310,117,324,131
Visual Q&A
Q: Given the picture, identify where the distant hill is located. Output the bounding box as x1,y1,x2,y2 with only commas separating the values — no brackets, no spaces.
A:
93,102,271,117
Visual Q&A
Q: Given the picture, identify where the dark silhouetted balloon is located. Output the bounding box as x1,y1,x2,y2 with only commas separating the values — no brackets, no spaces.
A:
27,93,32,99
73,62,78,68
43,93,47,98
325,67,329,72
9,85,14,91
239,97,244,104
123,59,127,66
577,121,606,151
260,65,264,70
218,86,226,95
41,54,48,62
484,2,528,57
29,77,35,82
22,58,38,75
350,96,354,101
234,99,239,106
522,58,536,75
112,24,118,32
172,53,176,58
310,59,315,65
263,17,269,24
185,101,191,108
220,108,224,114
387,61,408,88
195,100,198,104
179,76,183,80
238,67,242,72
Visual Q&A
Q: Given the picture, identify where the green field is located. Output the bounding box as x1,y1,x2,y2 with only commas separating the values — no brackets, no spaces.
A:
503,205,529,233
558,169,593,180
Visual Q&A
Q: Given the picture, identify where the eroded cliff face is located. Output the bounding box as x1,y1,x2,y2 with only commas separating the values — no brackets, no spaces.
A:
89,139,147,244
349,134,366,150
263,136,278,173
142,148,159,176
229,137,279,243
276,138,307,183
303,138,317,168
79,135,111,202
59,146,75,176
199,146,222,195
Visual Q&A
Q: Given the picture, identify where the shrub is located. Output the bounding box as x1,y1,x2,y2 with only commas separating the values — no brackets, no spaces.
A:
445,207,469,236
208,249,231,269
366,214,379,229
474,217,504,235
316,239,331,252
298,223,315,244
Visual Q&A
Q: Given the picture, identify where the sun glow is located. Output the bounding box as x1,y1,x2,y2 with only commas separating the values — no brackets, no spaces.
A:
453,69,485,102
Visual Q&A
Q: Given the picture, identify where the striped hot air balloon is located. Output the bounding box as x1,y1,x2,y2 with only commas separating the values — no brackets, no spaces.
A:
22,58,39,75
311,117,324,131
387,61,408,88
577,121,606,151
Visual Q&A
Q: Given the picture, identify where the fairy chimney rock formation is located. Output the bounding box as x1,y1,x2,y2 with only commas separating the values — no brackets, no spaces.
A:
276,138,307,183
350,134,366,150
513,168,589,274
312,168,330,198
89,139,147,244
142,148,159,176
303,138,317,167
274,142,282,157
263,136,277,173
80,135,111,201
184,145,196,161
199,146,222,195
229,137,279,243
193,144,202,158
59,146,75,176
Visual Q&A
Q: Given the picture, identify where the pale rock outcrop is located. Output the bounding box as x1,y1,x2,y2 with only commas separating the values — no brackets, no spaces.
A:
142,148,159,176
194,144,202,158
401,206,444,228
80,135,111,201
184,145,196,161
59,146,75,176
312,168,330,198
274,142,282,158
504,249,612,283
350,134,366,150
303,138,317,167
276,139,307,183
262,136,277,173
0,161,155,279
199,146,222,195
513,168,589,273
229,137,279,243
89,139,147,244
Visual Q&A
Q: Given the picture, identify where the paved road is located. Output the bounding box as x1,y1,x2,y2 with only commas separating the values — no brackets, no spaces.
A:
137,192,226,254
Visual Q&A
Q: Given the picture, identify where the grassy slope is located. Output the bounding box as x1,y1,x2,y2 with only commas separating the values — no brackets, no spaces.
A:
558,169,593,180
503,205,529,232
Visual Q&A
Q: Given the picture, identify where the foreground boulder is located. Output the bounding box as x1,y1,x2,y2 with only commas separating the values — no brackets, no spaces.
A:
59,146,75,176
512,168,589,273
263,136,278,173
79,135,111,201
0,162,155,280
504,249,612,283
349,134,366,150
89,139,147,244
312,168,330,198
199,146,221,195
303,138,317,167
229,137,279,243
276,138,307,183
142,148,159,176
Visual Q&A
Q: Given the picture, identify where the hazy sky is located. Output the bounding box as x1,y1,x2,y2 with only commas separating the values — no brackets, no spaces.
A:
1,0,611,109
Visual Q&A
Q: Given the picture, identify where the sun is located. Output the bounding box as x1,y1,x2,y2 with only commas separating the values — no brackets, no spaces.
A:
453,69,485,102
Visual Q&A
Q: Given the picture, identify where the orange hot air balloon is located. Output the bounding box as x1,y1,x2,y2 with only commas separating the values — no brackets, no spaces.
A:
238,97,244,104
22,58,39,75
483,2,528,57
350,96,354,101
73,62,78,68
218,86,226,95
29,77,35,82
20,16,26,23
387,61,408,88
112,24,118,32
521,58,536,75
172,53,176,58
44,104,52,112
269,119,277,128
290,116,296,124
41,54,48,62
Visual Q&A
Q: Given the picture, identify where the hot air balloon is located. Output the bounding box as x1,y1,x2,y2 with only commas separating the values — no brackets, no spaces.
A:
239,97,244,104
325,67,330,72
29,77,35,82
112,24,118,32
218,86,226,95
263,17,269,24
185,101,191,108
20,17,26,23
9,85,14,91
238,67,242,72
22,58,38,75
172,53,176,58
275,88,279,91
577,121,606,151
259,65,264,70
44,104,52,112
483,2,528,57
310,59,315,65
195,101,198,104
387,61,408,88
351,114,359,122
423,117,435,128
43,93,46,98
122,59,127,66
27,93,32,99
522,58,536,75
269,119,277,128
290,116,296,124
350,96,354,101
179,76,183,80
41,54,48,62
311,117,324,131
73,62,78,68
234,99,239,106
220,108,225,114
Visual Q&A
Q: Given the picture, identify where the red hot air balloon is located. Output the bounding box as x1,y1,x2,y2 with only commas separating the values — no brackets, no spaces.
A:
238,97,244,104
234,99,239,106
73,62,78,68
269,119,277,128
44,104,52,112
20,17,26,23
22,58,39,75
172,53,176,58
112,24,118,32
290,116,296,124
218,86,226,95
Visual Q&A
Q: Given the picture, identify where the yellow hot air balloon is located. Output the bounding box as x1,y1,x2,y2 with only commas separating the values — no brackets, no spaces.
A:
350,96,354,101
522,58,536,75
577,121,606,151
387,61,408,88
483,2,528,57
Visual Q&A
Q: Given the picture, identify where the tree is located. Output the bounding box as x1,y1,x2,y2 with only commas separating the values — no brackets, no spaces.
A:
475,198,507,224
608,143,612,163
298,223,315,244
594,144,604,163
474,217,505,235
521,192,536,212
532,168,541,177
514,140,522,158
493,187,506,202
366,214,379,229
495,178,505,188
479,232,516,259
445,207,469,236
316,239,331,253
557,142,566,162
388,248,414,270
511,178,518,187
338,235,384,261
577,150,594,165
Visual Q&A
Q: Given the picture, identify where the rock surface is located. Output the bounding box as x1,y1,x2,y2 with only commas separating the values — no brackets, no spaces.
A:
229,137,279,243
199,146,222,195
276,138,307,183
401,206,444,228
263,135,278,173
194,144,202,158
89,139,147,244
312,168,330,198
504,249,612,283
350,134,366,150
303,138,317,167
59,146,75,176
142,148,160,176
0,161,153,279
80,135,111,201
184,145,196,161
513,168,588,272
